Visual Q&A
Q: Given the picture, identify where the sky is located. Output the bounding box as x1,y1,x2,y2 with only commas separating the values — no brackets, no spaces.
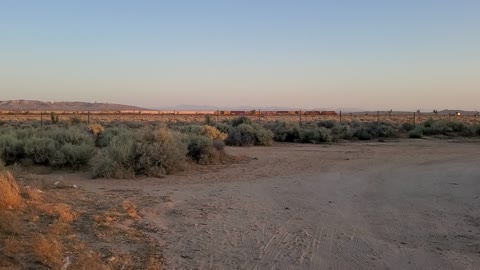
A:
1,0,479,110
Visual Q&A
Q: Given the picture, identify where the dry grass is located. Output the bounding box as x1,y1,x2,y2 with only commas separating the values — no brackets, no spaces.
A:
123,200,141,220
0,172,164,269
0,172,22,210
32,235,64,267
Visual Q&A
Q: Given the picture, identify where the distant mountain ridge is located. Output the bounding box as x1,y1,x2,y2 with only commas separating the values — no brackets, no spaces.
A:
0,100,147,111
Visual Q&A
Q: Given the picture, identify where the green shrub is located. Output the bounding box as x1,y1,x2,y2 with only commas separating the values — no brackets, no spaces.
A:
401,122,415,132
215,123,232,134
185,135,225,164
96,127,130,147
353,128,372,140
204,115,212,125
177,125,227,141
297,126,332,143
226,124,256,146
54,143,96,168
0,135,24,165
226,123,273,146
45,126,93,147
93,133,136,178
317,120,336,129
24,137,56,165
93,128,187,178
331,124,353,141
231,116,252,127
409,127,423,138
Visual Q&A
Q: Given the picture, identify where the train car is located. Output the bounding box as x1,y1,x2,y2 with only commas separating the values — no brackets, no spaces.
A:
321,111,337,116
230,111,246,116
304,111,321,115
261,111,277,115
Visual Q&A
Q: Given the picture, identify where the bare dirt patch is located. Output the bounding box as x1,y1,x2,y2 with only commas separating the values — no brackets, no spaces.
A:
4,140,480,269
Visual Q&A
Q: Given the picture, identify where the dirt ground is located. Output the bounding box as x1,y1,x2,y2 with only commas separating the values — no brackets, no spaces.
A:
18,139,480,270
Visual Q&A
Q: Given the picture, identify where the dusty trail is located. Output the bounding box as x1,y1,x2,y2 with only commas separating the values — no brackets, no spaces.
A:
76,140,480,269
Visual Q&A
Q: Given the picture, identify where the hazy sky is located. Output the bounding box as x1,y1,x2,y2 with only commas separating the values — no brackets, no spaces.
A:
1,1,479,110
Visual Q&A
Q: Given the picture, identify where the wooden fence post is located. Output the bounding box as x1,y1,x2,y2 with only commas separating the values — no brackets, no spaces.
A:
339,110,342,124
40,111,43,128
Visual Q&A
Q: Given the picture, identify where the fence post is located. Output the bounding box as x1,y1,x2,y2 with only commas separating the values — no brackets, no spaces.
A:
299,110,302,125
413,112,416,126
87,111,90,124
40,111,43,128
258,109,261,123
339,110,342,124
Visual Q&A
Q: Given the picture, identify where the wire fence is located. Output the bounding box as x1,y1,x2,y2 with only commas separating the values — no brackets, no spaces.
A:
0,110,479,126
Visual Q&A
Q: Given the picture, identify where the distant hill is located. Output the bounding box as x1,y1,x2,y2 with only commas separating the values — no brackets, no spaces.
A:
0,100,148,111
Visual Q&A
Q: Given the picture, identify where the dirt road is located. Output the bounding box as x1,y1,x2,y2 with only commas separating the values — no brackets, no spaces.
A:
76,140,480,269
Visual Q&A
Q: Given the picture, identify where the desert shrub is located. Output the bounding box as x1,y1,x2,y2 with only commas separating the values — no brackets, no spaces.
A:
331,124,353,141
231,116,252,127
199,125,227,141
353,127,372,140
226,124,256,146
254,125,274,146
0,126,96,169
350,122,397,140
226,123,273,146
177,125,227,141
317,120,336,129
401,122,415,132
96,127,130,147
44,126,93,147
53,143,96,168
409,127,423,138
88,124,105,137
24,137,56,165
0,134,25,165
93,133,136,178
215,123,232,134
296,126,332,143
93,128,187,178
185,135,225,164
50,112,59,124
204,115,212,125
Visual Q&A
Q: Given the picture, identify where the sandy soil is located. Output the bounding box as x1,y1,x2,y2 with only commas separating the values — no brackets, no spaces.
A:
36,140,480,269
